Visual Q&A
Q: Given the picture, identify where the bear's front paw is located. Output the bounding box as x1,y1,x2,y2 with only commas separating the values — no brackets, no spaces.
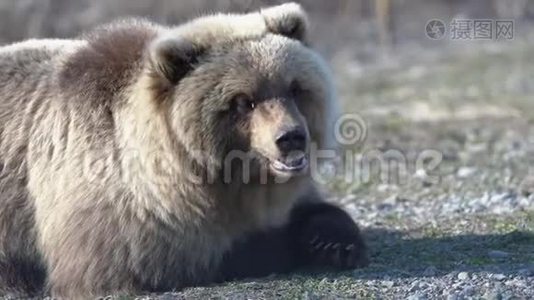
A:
307,240,367,269
299,213,369,270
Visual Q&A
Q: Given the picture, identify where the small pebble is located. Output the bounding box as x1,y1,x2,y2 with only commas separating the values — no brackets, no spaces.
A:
457,167,476,178
407,292,427,300
457,271,469,280
302,291,321,300
491,274,507,281
409,281,420,292
483,290,503,300
501,291,515,300
422,180,434,187
462,285,476,296
446,292,459,300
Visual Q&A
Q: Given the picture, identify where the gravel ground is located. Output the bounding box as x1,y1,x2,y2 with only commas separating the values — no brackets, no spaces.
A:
130,40,534,299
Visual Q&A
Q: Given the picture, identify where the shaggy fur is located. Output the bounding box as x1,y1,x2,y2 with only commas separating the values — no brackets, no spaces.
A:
0,3,367,298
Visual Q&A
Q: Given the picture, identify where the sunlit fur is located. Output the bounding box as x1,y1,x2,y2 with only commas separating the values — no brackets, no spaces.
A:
0,3,338,298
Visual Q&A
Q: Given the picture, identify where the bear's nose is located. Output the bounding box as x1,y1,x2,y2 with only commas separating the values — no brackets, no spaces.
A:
276,126,307,153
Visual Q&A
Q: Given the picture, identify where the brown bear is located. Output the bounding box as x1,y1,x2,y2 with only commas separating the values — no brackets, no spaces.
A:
0,3,368,298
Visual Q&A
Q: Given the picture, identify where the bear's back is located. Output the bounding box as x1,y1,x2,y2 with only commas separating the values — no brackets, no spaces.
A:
0,39,84,128
0,39,82,81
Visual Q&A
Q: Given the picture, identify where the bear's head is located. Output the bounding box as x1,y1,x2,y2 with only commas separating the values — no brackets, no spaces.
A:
142,3,338,183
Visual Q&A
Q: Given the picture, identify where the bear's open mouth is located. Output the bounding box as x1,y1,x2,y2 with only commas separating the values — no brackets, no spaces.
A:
270,152,308,174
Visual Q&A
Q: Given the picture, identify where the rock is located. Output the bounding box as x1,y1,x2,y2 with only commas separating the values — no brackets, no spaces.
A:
407,292,427,300
462,285,476,296
446,292,460,300
408,281,420,292
382,280,395,288
457,167,476,178
364,280,377,286
418,281,429,289
302,291,321,300
488,250,510,259
483,290,503,300
377,203,394,211
501,291,515,300
491,274,507,281
422,180,434,187
458,271,470,280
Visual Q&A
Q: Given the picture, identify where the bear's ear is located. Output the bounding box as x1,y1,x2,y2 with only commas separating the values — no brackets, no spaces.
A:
261,2,308,43
148,36,202,84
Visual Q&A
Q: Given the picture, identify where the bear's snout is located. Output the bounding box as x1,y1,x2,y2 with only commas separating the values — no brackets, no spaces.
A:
275,126,307,154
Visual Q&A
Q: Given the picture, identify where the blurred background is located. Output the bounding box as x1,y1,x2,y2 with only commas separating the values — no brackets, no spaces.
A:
1,1,533,298
1,0,533,108
2,0,534,59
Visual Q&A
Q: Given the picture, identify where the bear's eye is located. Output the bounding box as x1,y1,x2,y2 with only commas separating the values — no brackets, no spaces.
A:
289,80,303,97
232,93,255,114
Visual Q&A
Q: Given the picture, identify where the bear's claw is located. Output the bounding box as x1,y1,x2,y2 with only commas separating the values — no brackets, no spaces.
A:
291,202,370,270
306,235,368,269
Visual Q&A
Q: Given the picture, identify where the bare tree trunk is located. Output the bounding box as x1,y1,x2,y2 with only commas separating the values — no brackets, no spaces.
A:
375,0,393,49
